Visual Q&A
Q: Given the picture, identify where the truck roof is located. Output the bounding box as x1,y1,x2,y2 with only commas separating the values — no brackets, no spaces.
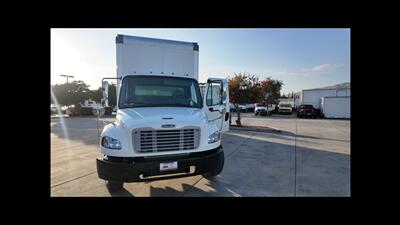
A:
116,34,199,51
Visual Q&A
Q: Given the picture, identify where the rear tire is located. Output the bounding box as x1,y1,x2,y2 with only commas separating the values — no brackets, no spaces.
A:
203,152,224,179
106,181,123,192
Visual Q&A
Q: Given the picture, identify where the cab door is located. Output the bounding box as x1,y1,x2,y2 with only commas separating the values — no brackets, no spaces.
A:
203,78,230,132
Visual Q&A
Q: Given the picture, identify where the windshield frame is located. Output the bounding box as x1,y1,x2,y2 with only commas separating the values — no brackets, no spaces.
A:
118,75,203,109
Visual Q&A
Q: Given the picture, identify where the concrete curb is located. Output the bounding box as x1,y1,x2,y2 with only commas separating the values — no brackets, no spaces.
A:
229,126,281,133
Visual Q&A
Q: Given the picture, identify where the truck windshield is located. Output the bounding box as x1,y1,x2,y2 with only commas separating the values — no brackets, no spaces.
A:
119,76,203,109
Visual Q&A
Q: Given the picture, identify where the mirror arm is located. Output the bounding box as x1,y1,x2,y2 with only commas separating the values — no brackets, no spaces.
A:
101,77,121,90
101,77,121,107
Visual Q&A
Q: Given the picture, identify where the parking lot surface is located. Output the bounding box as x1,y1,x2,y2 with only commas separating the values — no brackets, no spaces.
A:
51,113,350,197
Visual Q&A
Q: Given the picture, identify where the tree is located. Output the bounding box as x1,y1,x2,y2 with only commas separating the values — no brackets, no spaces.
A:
228,72,262,126
51,80,91,106
259,77,283,105
51,80,119,109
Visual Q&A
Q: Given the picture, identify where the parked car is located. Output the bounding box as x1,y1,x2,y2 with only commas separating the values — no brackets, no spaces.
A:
65,105,81,117
254,103,274,116
297,104,316,118
61,105,68,114
229,103,236,112
229,103,246,112
50,104,57,114
81,99,102,108
278,103,293,114
238,104,247,112
244,103,255,112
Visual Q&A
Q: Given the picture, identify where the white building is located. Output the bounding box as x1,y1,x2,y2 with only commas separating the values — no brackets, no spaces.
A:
298,82,350,109
297,82,351,118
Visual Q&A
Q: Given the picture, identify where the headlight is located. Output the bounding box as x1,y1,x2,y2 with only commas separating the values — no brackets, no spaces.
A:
101,136,122,149
208,131,221,144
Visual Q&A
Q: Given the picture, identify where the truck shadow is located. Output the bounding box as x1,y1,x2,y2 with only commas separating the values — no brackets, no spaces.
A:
108,187,135,197
149,184,210,197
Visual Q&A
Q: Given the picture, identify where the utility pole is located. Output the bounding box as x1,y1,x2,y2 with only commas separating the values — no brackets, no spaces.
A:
60,74,74,84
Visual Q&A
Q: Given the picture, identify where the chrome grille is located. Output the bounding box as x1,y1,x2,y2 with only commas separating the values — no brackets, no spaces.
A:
133,128,200,153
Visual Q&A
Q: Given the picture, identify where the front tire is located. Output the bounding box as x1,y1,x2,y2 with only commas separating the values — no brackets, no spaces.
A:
202,152,224,179
106,181,123,192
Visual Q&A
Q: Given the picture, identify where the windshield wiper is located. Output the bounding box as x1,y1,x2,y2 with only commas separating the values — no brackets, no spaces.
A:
167,103,194,107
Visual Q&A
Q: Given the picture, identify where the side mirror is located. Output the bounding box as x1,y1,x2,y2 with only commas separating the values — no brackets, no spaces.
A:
221,80,228,104
102,81,109,107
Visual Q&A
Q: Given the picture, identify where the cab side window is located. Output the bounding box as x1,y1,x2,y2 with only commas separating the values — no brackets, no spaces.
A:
206,81,222,106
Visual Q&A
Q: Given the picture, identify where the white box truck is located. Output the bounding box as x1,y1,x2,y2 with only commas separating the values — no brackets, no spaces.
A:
320,96,350,119
97,34,230,191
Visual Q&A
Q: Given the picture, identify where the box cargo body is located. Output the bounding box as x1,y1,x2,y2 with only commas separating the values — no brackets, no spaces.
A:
115,35,199,104
300,88,350,109
116,35,199,79
320,96,350,118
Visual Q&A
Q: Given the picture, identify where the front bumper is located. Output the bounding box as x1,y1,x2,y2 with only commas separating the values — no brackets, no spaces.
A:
97,145,223,182
298,111,314,117
278,110,292,114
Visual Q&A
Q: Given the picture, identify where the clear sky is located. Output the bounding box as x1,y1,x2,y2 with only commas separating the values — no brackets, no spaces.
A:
51,28,350,94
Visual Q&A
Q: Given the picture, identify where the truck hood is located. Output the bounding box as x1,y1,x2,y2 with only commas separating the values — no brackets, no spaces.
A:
116,107,206,130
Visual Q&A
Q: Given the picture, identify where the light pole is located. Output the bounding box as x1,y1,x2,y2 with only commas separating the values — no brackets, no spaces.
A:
60,74,74,84
61,74,75,107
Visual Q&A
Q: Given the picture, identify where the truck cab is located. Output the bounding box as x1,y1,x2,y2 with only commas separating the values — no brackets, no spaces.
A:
96,35,230,191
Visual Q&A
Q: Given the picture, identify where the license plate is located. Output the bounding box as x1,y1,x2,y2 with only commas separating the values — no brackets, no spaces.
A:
160,161,178,171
